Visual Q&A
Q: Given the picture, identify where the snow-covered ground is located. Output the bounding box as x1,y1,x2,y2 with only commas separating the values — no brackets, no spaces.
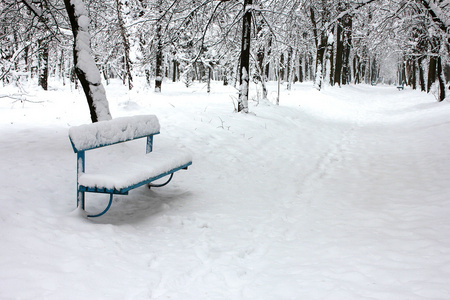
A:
1,78,450,299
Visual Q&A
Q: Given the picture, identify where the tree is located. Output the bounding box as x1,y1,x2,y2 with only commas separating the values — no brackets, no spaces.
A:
115,0,133,90
416,0,449,101
154,0,164,92
63,0,112,122
20,0,51,90
309,0,332,90
238,0,252,113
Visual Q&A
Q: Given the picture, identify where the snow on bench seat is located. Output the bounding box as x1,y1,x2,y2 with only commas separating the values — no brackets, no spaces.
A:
78,148,192,193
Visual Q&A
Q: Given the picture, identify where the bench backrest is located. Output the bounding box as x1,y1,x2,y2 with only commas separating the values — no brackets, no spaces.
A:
69,115,160,153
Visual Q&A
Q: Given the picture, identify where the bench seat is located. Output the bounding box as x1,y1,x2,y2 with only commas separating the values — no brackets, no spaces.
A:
79,148,192,194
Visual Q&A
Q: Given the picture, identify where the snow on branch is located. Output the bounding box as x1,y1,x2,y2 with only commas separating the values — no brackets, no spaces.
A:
21,0,43,18
419,0,449,32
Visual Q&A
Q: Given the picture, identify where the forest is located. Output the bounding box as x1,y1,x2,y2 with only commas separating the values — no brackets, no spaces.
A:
2,2,450,298
1,0,449,121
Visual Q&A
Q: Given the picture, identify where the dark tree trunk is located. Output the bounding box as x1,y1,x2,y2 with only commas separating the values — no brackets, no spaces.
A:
38,39,49,90
411,59,417,90
280,53,285,82
437,56,446,101
371,57,378,84
172,59,179,82
155,23,163,92
418,57,426,91
223,68,228,85
334,23,343,86
353,55,358,84
238,0,252,113
207,66,212,93
427,56,437,93
298,55,303,83
155,0,163,92
342,14,352,85
24,45,30,72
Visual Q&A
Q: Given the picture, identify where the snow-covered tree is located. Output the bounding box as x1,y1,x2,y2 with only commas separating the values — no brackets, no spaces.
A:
64,0,112,122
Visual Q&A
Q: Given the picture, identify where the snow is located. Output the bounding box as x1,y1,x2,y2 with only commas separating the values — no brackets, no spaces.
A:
239,67,249,113
1,78,450,299
78,148,192,191
69,114,160,152
71,0,87,17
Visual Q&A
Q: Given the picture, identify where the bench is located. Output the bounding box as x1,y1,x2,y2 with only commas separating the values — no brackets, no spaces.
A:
68,115,192,217
397,82,404,90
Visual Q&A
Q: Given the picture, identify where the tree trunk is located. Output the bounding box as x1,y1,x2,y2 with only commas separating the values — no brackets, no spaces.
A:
223,68,228,85
38,39,48,90
139,33,151,86
371,56,378,84
64,0,112,123
298,55,303,83
427,56,437,93
437,56,446,101
334,22,343,86
353,55,358,84
265,38,271,79
60,49,66,85
342,14,352,85
256,45,268,99
155,21,163,92
155,0,164,92
115,0,133,90
280,53,285,82
207,66,211,93
172,59,178,82
418,57,426,91
238,0,252,113
287,47,294,90
314,33,328,90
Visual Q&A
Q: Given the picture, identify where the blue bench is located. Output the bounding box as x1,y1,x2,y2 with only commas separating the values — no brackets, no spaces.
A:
68,115,192,217
397,82,404,90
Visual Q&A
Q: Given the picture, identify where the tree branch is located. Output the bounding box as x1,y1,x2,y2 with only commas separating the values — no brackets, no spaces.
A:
20,0,43,18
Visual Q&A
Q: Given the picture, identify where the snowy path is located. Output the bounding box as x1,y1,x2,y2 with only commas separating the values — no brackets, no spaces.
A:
1,82,450,299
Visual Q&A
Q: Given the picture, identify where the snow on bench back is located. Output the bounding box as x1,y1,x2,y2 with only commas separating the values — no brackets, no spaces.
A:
69,115,160,152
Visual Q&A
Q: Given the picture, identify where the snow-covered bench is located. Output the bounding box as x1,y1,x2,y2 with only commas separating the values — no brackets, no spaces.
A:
397,82,405,90
68,115,192,217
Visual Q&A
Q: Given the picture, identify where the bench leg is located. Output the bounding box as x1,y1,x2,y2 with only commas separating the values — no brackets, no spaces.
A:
148,173,174,188
77,190,85,210
88,194,114,218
